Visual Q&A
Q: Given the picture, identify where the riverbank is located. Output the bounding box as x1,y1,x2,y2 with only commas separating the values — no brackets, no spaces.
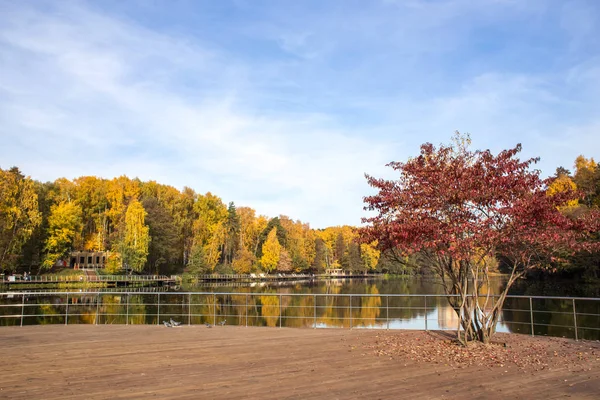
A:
1,326,598,399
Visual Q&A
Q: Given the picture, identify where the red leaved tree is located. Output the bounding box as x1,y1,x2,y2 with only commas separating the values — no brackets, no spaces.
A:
361,133,598,344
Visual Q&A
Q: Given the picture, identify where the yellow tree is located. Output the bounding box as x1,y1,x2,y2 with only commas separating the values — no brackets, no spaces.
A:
121,200,150,273
42,201,83,269
574,155,597,207
0,167,42,272
73,176,109,251
232,246,256,273
360,241,380,270
548,175,578,208
279,216,316,271
192,192,227,272
260,227,281,272
105,176,141,241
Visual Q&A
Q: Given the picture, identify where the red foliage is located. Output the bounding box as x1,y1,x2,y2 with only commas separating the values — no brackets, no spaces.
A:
361,137,599,271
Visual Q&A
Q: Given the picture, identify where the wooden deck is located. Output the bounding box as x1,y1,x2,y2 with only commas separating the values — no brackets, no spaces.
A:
1,326,598,399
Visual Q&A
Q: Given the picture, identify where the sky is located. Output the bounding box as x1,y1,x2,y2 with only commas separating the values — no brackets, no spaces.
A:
0,0,599,228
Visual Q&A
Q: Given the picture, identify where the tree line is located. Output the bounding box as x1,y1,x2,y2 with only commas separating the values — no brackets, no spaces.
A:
1,151,598,278
0,168,379,275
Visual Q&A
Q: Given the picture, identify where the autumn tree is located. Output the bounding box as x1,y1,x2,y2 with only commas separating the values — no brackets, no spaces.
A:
360,242,380,271
362,133,599,344
277,248,293,272
42,201,83,270
573,155,599,207
192,192,227,272
256,217,287,258
260,227,281,272
232,246,256,274
0,167,42,273
120,199,150,273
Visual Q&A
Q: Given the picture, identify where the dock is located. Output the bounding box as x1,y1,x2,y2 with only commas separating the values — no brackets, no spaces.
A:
0,325,598,399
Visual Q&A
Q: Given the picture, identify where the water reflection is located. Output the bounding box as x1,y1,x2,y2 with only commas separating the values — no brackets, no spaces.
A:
1,277,598,340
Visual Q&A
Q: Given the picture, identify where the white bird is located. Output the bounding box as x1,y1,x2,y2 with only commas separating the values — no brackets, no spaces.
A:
170,318,182,327
162,321,172,327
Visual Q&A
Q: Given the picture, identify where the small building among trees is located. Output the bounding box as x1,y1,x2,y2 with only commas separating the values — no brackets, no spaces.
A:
70,251,108,270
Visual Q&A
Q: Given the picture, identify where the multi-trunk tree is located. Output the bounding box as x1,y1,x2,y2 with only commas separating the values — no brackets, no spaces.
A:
362,133,600,344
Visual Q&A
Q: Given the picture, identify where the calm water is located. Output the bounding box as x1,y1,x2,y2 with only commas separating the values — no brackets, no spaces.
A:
1,277,599,340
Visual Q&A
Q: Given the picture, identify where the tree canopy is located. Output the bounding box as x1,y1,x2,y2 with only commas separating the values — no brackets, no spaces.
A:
362,133,600,344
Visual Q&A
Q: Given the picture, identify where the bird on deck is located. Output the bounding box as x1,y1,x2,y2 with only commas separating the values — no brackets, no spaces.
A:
162,321,172,327
170,318,182,327
218,320,226,326
205,322,212,328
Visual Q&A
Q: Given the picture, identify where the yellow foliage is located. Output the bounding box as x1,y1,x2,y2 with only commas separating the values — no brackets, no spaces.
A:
360,241,380,270
547,175,579,208
260,227,281,272
574,155,596,174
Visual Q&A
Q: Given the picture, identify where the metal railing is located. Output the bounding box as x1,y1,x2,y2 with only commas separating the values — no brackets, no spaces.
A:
0,292,598,340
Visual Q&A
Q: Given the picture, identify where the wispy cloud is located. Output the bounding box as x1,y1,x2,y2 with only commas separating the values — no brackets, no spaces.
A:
1,0,599,227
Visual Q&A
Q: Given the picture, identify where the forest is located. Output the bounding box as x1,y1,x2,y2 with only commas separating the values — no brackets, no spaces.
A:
0,154,598,278
0,168,379,275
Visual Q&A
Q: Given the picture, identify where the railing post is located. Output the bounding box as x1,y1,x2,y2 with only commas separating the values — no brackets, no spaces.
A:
349,295,353,329
213,293,216,325
126,293,129,325
20,294,25,327
65,292,69,326
313,295,317,329
157,293,160,325
424,296,428,331
245,294,248,327
188,294,191,326
386,295,389,330
279,294,282,328
572,299,578,341
95,293,100,325
529,297,534,337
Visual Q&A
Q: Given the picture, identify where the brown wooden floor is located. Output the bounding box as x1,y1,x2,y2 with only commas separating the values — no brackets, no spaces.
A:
0,325,598,399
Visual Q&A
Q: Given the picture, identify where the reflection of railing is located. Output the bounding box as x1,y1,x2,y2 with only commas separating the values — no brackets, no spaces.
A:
0,292,598,340
185,273,383,282
1,275,175,284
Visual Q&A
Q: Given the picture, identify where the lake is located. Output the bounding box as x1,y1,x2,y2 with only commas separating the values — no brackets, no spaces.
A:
2,276,599,339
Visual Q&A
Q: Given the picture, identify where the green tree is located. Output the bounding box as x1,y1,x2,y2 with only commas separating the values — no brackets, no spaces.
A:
0,167,42,272
187,244,210,274
42,201,83,269
223,202,241,265
142,197,179,274
120,200,150,273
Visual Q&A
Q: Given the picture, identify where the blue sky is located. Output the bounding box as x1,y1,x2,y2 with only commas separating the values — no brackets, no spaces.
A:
1,0,599,227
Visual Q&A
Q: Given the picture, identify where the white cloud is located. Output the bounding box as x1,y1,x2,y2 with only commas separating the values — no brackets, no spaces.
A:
1,0,599,228
0,2,392,228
